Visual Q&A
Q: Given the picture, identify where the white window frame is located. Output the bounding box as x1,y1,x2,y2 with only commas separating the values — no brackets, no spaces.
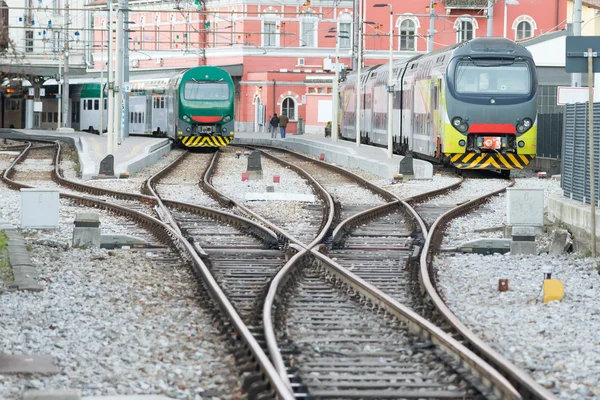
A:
396,15,419,51
280,97,297,121
300,16,318,47
262,21,278,46
338,13,352,49
454,17,477,43
512,15,537,40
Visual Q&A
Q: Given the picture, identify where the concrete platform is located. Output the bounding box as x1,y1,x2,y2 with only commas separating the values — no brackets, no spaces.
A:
232,132,434,180
0,129,171,181
547,193,600,252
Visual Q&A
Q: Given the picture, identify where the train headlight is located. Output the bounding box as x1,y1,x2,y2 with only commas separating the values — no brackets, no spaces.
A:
183,115,190,122
222,115,231,123
459,139,466,147
516,118,533,134
452,117,468,133
518,140,525,148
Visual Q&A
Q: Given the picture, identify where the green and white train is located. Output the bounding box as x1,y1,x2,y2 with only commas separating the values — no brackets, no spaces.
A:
71,66,235,147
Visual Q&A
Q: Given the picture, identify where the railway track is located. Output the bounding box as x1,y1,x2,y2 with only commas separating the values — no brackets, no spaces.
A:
1,139,555,399
1,140,295,400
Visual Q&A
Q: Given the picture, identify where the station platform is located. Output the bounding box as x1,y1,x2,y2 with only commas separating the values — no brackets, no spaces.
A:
232,132,433,180
0,129,433,181
0,129,171,180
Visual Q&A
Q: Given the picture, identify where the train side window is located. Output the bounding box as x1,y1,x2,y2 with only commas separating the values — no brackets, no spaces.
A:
130,112,134,123
160,97,165,108
94,100,99,110
104,99,107,110
87,99,93,110
16,101,19,111
48,112,53,122
42,113,46,123
83,101,87,110
134,113,138,123
141,112,145,123
54,112,58,122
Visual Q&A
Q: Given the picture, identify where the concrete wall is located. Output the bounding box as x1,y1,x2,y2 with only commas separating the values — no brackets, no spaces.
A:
547,193,600,252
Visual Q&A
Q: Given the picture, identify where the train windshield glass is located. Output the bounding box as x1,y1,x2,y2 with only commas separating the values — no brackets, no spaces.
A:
184,81,230,100
455,61,530,95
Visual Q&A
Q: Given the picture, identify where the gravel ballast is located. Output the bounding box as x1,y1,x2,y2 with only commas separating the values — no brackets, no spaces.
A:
435,175,600,399
0,150,240,399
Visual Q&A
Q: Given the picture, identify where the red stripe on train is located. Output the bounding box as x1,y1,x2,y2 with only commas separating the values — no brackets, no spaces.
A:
468,123,516,134
191,116,222,123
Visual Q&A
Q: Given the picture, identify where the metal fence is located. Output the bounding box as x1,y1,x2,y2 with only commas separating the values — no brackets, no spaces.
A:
537,113,563,158
562,102,600,205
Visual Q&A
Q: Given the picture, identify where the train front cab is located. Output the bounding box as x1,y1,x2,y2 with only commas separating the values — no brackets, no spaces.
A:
175,68,235,148
441,52,537,173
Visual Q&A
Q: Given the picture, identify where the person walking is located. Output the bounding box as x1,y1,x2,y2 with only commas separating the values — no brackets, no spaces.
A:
269,113,279,138
278,112,289,138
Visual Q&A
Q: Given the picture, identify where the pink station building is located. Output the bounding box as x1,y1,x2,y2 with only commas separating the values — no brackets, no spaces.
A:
85,0,598,135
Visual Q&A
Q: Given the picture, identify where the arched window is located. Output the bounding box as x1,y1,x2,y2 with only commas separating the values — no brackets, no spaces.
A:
0,1,8,51
516,21,532,40
281,97,296,120
455,17,476,43
512,16,537,40
399,19,416,51
338,13,352,49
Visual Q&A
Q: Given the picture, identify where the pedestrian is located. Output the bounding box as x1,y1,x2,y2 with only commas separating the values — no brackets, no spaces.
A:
269,113,279,138
278,112,289,138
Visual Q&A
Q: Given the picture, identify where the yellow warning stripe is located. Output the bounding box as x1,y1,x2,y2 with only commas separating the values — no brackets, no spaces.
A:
466,154,486,169
507,153,522,169
180,136,232,148
519,155,529,164
451,154,463,163
496,154,512,169
462,152,476,163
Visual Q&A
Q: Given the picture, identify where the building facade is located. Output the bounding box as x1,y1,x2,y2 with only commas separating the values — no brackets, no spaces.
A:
2,0,600,132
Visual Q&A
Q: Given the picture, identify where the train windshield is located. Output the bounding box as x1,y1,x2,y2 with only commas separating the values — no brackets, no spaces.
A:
184,81,230,101
455,61,531,95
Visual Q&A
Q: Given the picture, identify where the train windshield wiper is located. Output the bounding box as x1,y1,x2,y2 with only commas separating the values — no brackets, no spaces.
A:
467,57,516,67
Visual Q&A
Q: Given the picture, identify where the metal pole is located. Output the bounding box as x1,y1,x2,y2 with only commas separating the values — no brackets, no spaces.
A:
387,5,393,159
487,0,494,37
332,30,339,142
356,21,362,147
123,0,130,138
107,2,114,153
503,1,507,38
588,47,596,257
99,54,104,135
57,51,62,131
573,0,583,87
428,0,434,52
63,3,70,128
116,0,124,145
352,0,359,71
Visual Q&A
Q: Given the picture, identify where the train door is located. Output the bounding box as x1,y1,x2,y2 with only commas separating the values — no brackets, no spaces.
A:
431,77,440,156
151,95,167,135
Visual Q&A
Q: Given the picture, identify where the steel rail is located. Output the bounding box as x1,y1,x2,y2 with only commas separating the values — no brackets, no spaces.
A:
203,150,335,249
1,140,296,400
420,181,557,400
249,145,525,398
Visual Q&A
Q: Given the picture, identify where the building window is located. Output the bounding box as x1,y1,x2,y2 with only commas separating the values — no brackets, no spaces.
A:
457,20,474,43
516,21,532,40
263,21,277,46
399,20,416,51
301,18,317,47
53,31,61,53
281,97,296,120
339,14,351,49
25,30,33,52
